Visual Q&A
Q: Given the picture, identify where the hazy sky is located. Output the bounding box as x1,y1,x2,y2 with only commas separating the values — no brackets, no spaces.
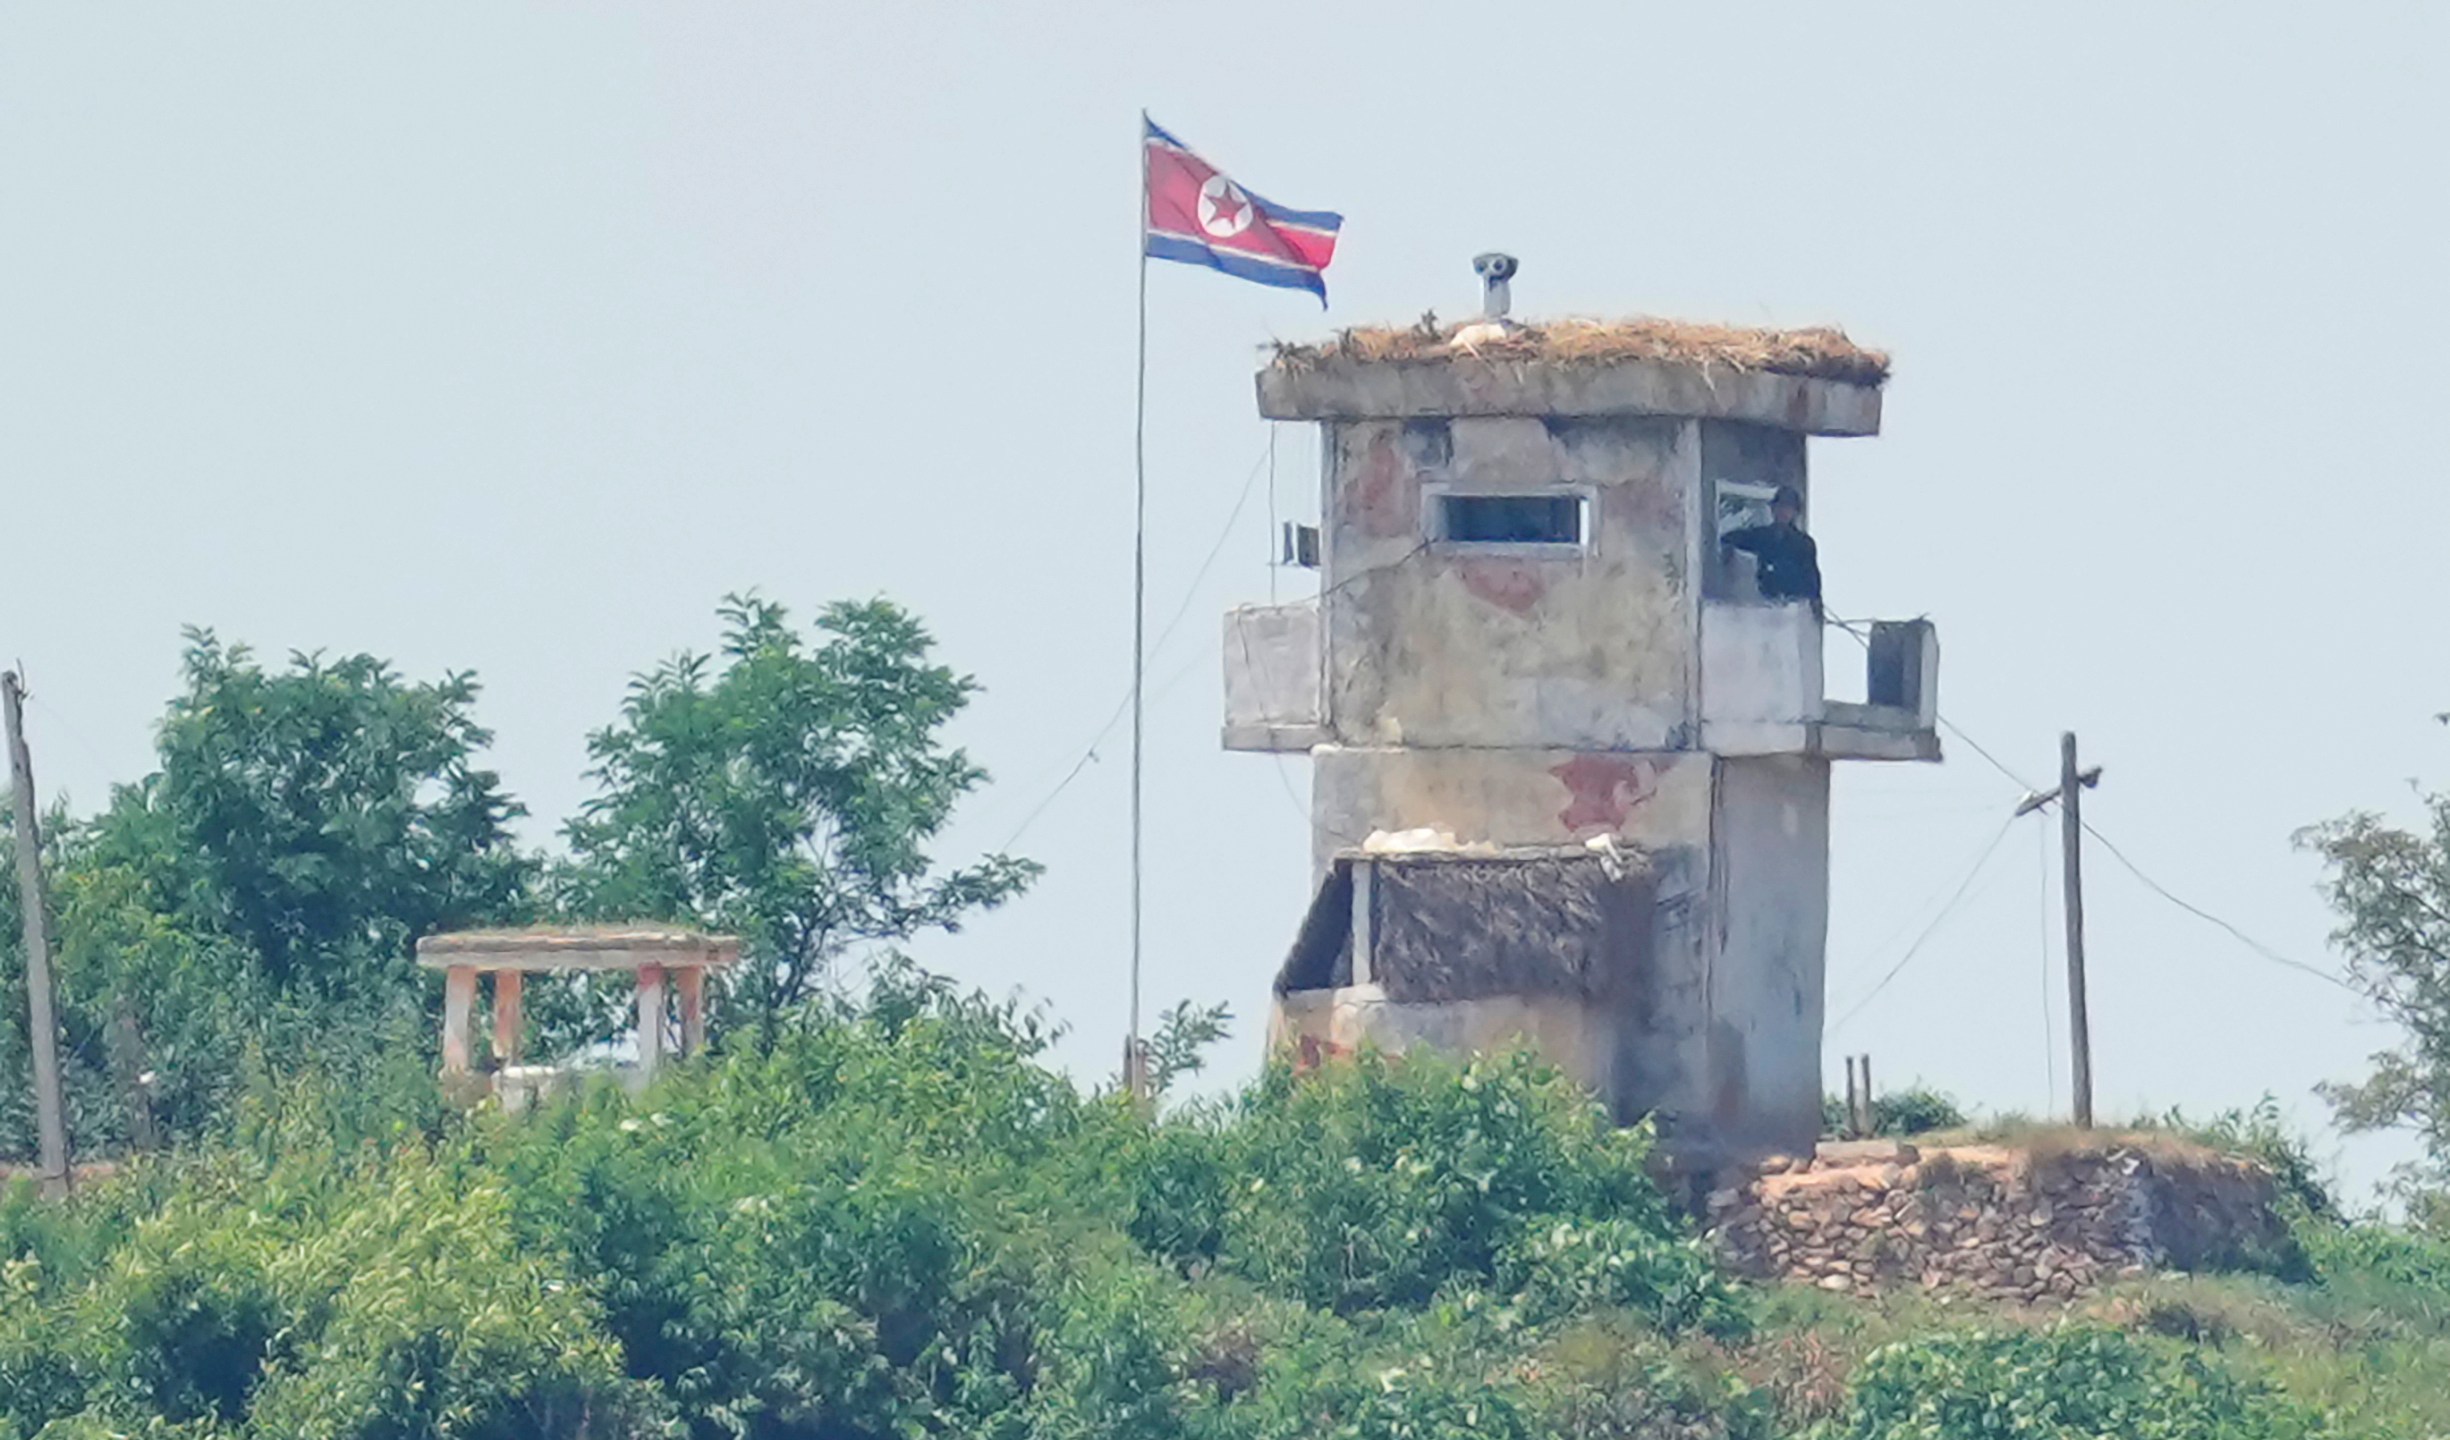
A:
4,6,2444,1196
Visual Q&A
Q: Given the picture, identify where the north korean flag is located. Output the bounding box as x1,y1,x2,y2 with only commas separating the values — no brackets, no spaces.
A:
1143,117,1343,305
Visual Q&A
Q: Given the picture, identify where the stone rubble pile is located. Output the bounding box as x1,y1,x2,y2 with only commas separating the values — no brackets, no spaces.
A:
1705,1141,2180,1304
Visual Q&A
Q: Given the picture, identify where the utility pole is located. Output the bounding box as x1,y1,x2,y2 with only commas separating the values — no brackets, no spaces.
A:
3,672,72,1196
2014,732,2101,1128
2058,733,2092,1130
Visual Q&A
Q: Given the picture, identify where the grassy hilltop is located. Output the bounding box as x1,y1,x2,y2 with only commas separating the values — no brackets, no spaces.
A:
2,966,2446,1440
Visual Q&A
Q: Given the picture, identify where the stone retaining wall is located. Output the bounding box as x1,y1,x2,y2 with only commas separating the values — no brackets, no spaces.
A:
1704,1139,2290,1304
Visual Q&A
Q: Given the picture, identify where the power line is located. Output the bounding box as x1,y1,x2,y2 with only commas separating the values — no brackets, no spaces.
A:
999,534,1431,853
1840,815,2006,981
1939,713,2041,795
1264,428,1283,607
1944,703,2352,996
1831,613,2342,999
1146,445,1277,672
1268,754,1313,829
1826,614,2035,795
1829,816,2017,1032
1315,540,1430,602
2078,819,2355,993
995,638,1216,852
994,441,1276,850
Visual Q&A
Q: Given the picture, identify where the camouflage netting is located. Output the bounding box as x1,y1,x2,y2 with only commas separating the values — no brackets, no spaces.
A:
1276,853,1651,1004
1269,315,1891,387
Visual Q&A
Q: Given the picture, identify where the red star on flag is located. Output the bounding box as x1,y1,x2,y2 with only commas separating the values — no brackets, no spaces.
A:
1200,179,1250,235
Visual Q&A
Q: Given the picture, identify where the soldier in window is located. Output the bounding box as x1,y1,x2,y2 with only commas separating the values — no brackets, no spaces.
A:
1722,484,1822,616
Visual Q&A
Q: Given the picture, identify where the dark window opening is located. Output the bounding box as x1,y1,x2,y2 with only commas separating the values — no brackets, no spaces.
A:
1280,521,1321,568
1865,621,1930,714
1401,418,1454,469
1437,493,1583,545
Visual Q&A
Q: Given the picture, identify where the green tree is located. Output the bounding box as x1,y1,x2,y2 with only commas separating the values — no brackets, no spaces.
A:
557,595,1038,1043
4,634,529,1158
2301,786,2450,1221
1143,999,1232,1098
84,632,531,992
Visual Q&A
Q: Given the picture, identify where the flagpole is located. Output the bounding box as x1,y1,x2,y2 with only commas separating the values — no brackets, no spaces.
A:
1128,113,1150,1102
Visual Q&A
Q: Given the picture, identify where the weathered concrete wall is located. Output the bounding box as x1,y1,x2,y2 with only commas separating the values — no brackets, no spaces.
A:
1269,984,1627,1109
1704,755,1831,1155
1700,602,1824,727
1698,421,1807,500
1311,745,1714,862
1320,415,1696,751
1222,601,1322,751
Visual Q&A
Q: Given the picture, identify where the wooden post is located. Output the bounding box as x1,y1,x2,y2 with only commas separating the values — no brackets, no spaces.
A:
1842,1056,1861,1139
675,966,706,1058
635,964,667,1078
492,970,523,1067
3,672,71,1198
441,966,478,1075
2061,732,2094,1129
1858,1053,1876,1137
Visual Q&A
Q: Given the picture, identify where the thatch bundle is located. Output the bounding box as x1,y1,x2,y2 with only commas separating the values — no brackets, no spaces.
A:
1271,314,1890,387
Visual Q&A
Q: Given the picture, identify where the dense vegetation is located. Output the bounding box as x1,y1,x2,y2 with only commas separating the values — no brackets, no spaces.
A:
0,976,1735,1438
4,973,2450,1438
9,607,2450,1436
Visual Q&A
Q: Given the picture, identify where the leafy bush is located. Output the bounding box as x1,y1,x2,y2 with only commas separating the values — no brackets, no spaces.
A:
1815,1327,2333,1440
1502,1216,1741,1337
1201,1049,1740,1332
2305,1221,2450,1291
1224,1304,1550,1440
0,1110,655,1438
78,1209,288,1425
1822,1086,1967,1140
2293,1217,2450,1338
473,988,1069,1436
2164,1096,2335,1221
1871,1087,1968,1138
244,1152,657,1439
0,1255,90,1438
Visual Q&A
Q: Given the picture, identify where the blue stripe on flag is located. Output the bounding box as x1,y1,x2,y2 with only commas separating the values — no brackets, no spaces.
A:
1144,232,1328,304
1250,195,1344,231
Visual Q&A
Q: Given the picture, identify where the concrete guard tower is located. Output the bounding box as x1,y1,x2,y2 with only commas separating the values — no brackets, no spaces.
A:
1223,266,1938,1162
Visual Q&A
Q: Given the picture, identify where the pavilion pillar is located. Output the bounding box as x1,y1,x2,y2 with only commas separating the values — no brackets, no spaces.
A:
492,970,524,1067
636,964,668,1078
441,966,479,1075
676,967,707,1058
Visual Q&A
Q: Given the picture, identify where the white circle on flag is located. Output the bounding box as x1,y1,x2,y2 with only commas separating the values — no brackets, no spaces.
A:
1198,176,1254,239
